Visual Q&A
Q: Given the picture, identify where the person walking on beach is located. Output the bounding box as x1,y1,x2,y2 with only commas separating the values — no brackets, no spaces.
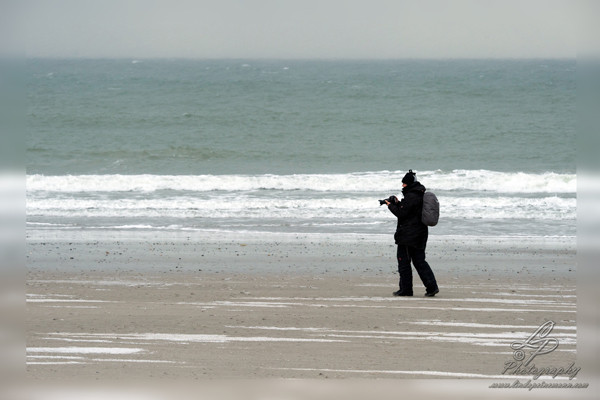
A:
385,170,439,297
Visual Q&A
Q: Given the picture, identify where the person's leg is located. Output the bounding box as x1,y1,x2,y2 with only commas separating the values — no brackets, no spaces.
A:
408,246,439,295
394,245,413,296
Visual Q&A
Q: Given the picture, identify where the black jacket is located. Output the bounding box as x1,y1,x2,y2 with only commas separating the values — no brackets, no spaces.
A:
387,181,428,249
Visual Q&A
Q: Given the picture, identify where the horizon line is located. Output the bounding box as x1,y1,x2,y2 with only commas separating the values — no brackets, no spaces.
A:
22,56,576,61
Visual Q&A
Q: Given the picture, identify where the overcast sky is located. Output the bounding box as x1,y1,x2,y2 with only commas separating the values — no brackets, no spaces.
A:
4,0,582,59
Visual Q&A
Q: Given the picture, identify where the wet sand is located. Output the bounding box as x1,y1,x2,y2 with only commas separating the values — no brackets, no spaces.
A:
24,232,588,398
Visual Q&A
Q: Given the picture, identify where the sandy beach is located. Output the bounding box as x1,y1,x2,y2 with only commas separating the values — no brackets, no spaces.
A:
24,231,582,395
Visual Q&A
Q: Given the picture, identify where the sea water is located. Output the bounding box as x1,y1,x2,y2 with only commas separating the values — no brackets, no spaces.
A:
26,59,575,238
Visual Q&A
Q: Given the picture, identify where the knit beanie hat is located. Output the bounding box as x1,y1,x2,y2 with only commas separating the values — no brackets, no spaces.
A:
402,169,416,185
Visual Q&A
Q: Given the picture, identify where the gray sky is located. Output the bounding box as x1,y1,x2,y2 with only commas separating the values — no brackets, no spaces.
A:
6,0,580,59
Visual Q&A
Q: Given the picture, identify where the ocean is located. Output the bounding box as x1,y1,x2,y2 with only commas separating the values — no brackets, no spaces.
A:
26,59,576,238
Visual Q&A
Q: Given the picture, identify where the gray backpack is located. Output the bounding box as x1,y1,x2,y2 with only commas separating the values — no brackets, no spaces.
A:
421,191,439,227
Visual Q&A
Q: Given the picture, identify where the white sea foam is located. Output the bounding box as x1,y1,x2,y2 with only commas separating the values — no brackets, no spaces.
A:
176,299,575,314
238,296,575,307
409,321,577,330
44,332,347,344
90,358,176,363
26,170,575,194
27,347,144,354
26,194,575,221
26,361,83,365
26,298,112,303
268,367,557,379
225,325,576,346
25,169,576,236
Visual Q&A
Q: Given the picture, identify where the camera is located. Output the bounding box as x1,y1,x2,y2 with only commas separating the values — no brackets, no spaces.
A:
379,196,398,206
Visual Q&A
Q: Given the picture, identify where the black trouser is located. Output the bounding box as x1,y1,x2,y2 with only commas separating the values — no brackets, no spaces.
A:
397,245,438,294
